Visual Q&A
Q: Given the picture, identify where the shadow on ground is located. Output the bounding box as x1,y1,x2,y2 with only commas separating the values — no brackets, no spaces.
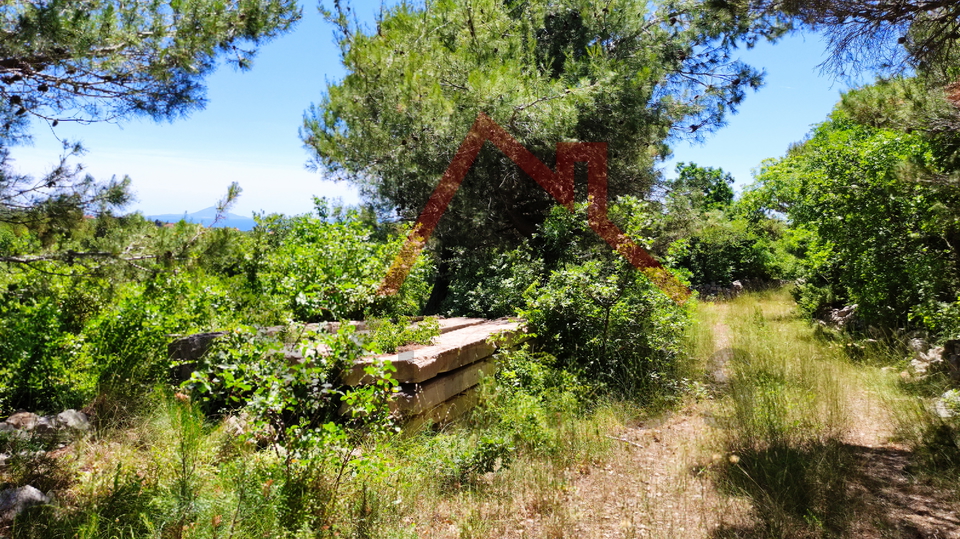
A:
707,443,960,538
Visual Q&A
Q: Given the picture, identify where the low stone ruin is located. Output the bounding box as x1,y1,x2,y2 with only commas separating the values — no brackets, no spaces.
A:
910,339,960,381
818,304,858,330
169,317,525,428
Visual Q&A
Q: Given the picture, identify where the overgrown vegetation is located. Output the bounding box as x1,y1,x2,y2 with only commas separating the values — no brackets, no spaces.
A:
712,292,853,537
0,198,434,415
704,291,960,538
4,0,960,535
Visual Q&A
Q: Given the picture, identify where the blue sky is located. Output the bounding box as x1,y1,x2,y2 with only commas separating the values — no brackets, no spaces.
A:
9,3,859,218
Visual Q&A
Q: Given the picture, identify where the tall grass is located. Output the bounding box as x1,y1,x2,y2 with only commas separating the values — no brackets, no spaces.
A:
5,373,634,538
711,290,855,538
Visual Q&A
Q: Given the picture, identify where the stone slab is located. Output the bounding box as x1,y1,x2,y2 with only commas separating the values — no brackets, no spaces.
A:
394,359,496,416
435,317,487,334
405,387,483,432
343,318,522,385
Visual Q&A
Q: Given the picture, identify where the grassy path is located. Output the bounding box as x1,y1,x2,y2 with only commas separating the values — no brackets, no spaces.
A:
529,289,960,538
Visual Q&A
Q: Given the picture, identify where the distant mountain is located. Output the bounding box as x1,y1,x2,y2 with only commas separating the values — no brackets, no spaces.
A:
147,206,257,231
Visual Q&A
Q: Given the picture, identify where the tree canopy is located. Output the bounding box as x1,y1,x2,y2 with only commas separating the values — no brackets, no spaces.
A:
302,0,785,254
0,0,300,257
669,161,735,211
0,0,300,129
751,0,960,80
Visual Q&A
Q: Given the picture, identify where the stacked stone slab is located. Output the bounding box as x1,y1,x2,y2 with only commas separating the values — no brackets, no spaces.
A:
169,317,524,427
343,318,522,426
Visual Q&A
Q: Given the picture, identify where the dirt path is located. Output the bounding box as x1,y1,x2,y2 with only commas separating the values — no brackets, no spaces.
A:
514,294,960,539
842,369,960,537
498,303,754,538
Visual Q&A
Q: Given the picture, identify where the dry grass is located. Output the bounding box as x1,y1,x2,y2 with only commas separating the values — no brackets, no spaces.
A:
8,290,960,538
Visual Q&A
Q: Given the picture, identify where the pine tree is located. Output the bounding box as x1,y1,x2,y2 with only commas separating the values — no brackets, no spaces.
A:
0,0,298,263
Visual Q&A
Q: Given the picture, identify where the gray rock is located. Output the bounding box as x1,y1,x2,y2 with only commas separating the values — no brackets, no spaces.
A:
0,485,50,521
223,413,249,437
168,331,228,382
942,340,960,381
5,412,38,431
34,416,59,435
910,342,960,380
911,346,944,375
0,423,14,434
907,337,930,353
935,389,960,418
827,304,858,328
56,410,90,432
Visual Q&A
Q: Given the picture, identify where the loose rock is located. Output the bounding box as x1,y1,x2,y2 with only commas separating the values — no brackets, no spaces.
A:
34,416,58,435
910,342,960,380
908,337,930,353
5,412,38,431
827,304,858,329
0,485,50,521
942,340,960,381
911,346,943,376
56,409,90,431
935,389,960,418
223,412,250,437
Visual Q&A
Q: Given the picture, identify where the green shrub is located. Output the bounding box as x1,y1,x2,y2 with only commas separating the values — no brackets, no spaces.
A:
248,198,434,322
750,106,959,332
0,290,94,413
521,258,691,399
441,245,544,318
442,203,693,402
669,215,782,286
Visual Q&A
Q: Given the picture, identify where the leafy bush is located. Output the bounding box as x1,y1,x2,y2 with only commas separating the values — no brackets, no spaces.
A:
521,258,690,399
0,268,247,414
440,202,693,401
750,101,960,332
668,215,783,286
0,290,93,413
183,324,371,427
248,198,434,322
442,245,544,318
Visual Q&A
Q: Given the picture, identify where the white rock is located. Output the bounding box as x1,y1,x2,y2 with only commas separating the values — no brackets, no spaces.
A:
0,485,50,521
911,346,944,375
56,410,90,431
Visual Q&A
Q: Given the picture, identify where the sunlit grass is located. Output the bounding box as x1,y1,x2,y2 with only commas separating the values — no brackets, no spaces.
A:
704,290,856,537
13,289,958,538
5,382,643,538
